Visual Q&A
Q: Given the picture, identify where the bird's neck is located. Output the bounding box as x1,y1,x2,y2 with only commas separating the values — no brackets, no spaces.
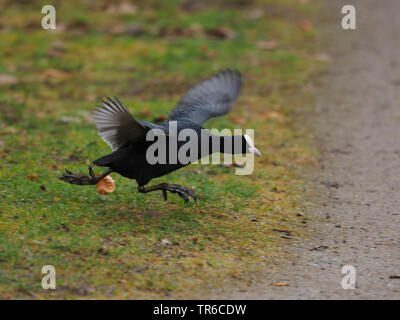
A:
218,135,246,154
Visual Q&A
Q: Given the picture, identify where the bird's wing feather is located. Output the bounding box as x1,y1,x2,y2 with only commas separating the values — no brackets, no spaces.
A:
93,97,149,151
168,69,242,125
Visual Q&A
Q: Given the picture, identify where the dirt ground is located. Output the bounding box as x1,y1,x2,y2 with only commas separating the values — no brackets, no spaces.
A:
213,0,400,299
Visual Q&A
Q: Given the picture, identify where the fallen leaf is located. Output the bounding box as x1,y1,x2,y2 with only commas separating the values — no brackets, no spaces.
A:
190,236,199,243
257,40,278,50
298,20,313,32
200,45,208,53
153,114,168,123
96,175,116,195
259,111,282,119
85,94,96,102
139,109,153,117
200,45,217,58
230,116,246,124
26,174,39,181
275,282,289,287
42,69,68,82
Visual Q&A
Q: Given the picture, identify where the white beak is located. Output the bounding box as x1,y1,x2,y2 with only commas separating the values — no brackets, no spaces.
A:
250,147,262,157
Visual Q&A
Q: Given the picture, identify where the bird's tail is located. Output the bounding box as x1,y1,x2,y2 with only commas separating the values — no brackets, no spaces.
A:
93,147,128,167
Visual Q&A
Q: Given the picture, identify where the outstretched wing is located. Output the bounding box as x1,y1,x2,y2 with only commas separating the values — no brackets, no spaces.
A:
93,97,148,151
168,69,242,125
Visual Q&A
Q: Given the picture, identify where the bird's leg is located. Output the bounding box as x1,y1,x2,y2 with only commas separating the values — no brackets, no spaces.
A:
58,167,113,185
138,183,197,203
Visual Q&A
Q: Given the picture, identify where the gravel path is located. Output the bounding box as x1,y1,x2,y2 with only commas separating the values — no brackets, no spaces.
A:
215,0,400,299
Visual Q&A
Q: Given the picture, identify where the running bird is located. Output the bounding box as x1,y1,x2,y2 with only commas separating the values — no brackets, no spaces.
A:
59,69,262,202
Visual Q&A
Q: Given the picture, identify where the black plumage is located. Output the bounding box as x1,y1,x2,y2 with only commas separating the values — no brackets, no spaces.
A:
59,69,261,202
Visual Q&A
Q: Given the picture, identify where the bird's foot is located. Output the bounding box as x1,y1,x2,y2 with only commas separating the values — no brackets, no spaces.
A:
58,166,98,185
138,183,197,203
162,183,197,203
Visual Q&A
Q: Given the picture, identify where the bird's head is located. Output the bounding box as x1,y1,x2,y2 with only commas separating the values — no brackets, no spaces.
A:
243,134,262,157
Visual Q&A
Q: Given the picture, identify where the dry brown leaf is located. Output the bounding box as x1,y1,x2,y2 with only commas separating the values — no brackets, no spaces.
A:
200,45,217,58
275,282,289,287
96,175,116,195
298,20,313,32
139,109,153,117
257,40,278,50
154,114,168,123
85,94,96,102
190,236,199,243
200,45,208,53
260,111,282,119
42,69,68,82
26,174,39,181
230,116,246,124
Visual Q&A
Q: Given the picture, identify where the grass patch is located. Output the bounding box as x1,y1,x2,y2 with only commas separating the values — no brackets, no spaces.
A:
0,0,323,298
